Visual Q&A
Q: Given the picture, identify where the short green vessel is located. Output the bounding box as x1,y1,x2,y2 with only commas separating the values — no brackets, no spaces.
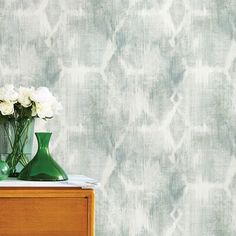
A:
18,132,68,181
0,160,10,180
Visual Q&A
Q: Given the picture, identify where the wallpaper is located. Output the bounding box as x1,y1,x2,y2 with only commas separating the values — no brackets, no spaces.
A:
0,0,236,235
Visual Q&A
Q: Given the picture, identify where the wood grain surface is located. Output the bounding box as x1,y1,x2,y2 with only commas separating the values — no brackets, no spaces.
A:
0,188,95,236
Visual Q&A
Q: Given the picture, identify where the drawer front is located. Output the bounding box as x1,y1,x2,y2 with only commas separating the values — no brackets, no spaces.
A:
0,197,88,236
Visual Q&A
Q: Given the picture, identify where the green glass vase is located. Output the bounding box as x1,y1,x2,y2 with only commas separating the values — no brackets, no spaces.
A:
0,160,10,180
18,132,68,181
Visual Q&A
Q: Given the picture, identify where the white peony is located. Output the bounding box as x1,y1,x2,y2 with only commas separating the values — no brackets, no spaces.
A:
30,87,62,118
34,102,54,119
18,86,35,108
30,87,55,103
0,84,18,103
0,101,14,115
0,85,62,119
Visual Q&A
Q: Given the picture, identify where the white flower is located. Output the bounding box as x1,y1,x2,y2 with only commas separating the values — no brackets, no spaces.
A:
0,84,18,103
30,87,55,103
0,101,14,115
0,85,62,119
34,102,54,119
18,86,35,108
30,87,62,119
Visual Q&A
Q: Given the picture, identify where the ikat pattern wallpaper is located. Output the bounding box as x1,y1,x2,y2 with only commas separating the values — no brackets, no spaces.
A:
0,0,236,235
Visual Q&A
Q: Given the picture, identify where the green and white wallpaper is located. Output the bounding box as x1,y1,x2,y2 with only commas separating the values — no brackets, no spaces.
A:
1,0,236,235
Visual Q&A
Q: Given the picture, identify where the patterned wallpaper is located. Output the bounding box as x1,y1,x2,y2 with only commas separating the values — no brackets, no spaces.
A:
0,0,236,235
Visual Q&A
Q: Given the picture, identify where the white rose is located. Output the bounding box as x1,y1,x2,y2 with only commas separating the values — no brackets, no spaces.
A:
18,86,35,107
0,101,14,115
34,102,53,119
30,87,62,119
30,87,54,103
0,84,18,103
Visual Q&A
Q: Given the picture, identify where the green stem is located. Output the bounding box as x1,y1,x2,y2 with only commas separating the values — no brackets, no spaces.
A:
3,125,13,149
20,120,31,153
6,118,33,174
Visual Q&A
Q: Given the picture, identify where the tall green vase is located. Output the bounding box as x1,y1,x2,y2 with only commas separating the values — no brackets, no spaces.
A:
18,132,68,181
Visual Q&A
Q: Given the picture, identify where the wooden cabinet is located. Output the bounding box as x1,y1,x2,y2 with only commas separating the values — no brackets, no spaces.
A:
0,187,95,236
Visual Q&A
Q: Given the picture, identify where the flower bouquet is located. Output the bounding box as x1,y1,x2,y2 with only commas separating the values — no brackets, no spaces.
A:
0,84,62,176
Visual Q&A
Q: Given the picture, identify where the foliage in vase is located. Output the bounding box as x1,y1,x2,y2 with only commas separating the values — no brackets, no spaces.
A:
0,84,62,176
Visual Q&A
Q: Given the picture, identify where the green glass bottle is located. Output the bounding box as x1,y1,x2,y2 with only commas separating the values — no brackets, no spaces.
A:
18,132,68,181
0,160,10,180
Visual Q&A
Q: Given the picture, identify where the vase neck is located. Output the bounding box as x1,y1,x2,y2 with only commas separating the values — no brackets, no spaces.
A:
36,132,51,150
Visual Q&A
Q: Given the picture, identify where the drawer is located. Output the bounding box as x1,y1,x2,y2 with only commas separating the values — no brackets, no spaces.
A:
0,188,95,236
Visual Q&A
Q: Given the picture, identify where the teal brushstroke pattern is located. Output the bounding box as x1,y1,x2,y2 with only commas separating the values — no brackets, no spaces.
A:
0,0,236,235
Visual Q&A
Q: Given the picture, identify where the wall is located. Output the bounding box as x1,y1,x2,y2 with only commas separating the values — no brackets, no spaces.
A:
0,0,236,235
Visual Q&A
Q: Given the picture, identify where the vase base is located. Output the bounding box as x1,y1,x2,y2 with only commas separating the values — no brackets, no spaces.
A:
18,173,68,181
